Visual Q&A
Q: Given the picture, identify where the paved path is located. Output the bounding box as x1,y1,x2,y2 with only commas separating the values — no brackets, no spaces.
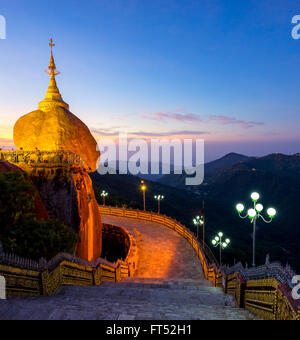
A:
0,215,258,320
102,215,205,280
0,280,258,320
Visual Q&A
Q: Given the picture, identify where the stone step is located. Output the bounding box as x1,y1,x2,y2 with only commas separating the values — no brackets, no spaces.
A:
101,281,222,293
57,283,236,307
120,277,213,287
0,280,259,320
0,294,257,320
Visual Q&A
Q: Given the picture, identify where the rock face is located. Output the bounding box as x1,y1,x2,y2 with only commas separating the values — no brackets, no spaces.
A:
26,165,102,261
72,168,102,261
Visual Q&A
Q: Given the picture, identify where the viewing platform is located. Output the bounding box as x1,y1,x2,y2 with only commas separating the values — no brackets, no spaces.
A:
0,150,85,168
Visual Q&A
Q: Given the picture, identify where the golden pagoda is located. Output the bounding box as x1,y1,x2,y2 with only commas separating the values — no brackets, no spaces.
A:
13,39,100,172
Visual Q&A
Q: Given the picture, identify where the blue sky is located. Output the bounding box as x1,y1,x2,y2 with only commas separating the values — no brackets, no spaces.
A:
1,0,300,161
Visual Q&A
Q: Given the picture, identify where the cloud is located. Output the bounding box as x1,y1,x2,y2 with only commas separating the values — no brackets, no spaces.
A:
91,127,208,138
129,130,208,137
139,110,264,129
139,111,203,123
205,115,265,129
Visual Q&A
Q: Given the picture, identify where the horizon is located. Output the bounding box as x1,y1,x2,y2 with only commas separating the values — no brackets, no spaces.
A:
1,1,300,162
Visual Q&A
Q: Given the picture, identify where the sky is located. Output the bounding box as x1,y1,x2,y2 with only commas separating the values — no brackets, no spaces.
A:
0,0,300,162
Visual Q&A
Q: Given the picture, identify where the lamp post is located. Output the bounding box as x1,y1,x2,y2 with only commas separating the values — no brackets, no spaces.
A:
140,180,147,211
101,190,108,206
236,192,276,267
154,195,164,214
193,215,204,244
212,232,230,266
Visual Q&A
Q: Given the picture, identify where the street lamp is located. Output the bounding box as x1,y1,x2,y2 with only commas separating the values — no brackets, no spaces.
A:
154,195,164,214
140,180,147,211
193,215,204,243
236,192,276,267
212,232,230,266
101,190,108,206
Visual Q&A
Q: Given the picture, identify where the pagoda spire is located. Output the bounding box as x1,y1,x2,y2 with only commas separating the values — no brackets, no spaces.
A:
38,38,69,111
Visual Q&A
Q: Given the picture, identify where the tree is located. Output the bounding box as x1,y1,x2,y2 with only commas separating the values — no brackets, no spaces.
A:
0,171,77,260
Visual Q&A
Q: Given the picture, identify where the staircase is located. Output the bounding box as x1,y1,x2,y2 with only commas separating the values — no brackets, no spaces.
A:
0,278,258,320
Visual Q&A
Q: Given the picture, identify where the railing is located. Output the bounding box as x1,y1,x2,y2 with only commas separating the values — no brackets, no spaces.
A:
99,206,217,282
214,272,300,320
0,251,131,298
99,206,300,320
0,150,84,167
213,261,300,320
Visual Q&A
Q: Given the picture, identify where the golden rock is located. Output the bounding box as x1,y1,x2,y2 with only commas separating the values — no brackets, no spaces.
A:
13,39,100,172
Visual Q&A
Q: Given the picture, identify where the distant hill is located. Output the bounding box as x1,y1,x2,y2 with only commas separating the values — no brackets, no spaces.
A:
158,152,251,188
90,153,300,272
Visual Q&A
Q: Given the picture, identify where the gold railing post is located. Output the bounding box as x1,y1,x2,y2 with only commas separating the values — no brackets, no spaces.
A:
115,266,121,282
94,266,102,286
41,270,49,296
223,274,227,294
274,289,279,320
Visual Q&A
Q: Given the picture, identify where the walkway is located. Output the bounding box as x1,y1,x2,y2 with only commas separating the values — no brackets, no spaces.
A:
102,215,205,280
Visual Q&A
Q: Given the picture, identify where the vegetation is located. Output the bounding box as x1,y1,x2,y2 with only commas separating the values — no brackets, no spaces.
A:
0,171,77,260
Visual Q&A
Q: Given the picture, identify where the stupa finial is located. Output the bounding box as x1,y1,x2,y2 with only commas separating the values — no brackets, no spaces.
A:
49,38,55,54
38,38,69,111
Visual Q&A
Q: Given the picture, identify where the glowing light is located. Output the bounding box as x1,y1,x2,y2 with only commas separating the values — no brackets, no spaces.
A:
251,192,260,201
101,190,108,197
248,209,257,218
218,232,223,238
226,239,230,244
212,240,217,245
267,208,276,218
236,203,245,213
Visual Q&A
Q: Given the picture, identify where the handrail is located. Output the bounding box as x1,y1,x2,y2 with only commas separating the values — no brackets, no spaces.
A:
98,205,217,280
0,252,131,298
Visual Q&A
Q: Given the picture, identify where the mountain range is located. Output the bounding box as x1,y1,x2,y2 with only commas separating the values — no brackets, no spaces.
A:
91,152,300,271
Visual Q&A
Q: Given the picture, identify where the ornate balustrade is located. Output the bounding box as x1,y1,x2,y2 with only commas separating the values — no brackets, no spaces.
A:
215,261,300,320
99,206,300,320
99,205,218,280
0,150,84,167
0,243,132,297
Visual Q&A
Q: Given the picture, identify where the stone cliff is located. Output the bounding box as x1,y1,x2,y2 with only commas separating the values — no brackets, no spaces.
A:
72,168,102,261
22,165,102,261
